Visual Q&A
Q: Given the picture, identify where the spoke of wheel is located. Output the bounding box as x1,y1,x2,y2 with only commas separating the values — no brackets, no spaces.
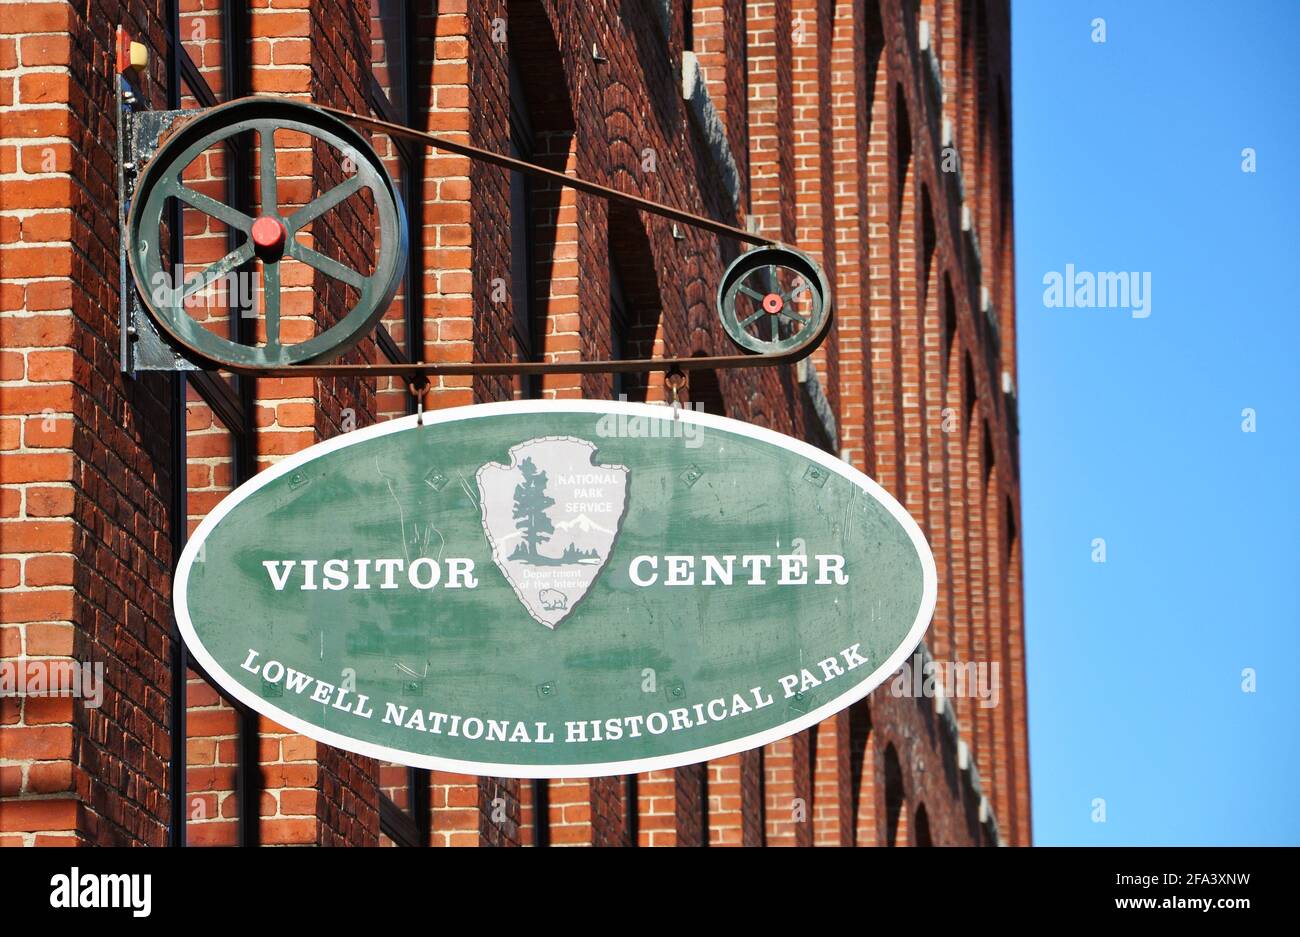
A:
259,126,278,214
178,242,255,304
737,284,766,302
174,184,254,232
770,314,779,341
738,308,766,328
778,313,809,338
261,260,281,349
767,265,782,297
287,175,363,231
288,242,367,289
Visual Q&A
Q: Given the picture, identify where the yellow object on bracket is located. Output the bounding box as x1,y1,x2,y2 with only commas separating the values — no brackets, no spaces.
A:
115,27,148,75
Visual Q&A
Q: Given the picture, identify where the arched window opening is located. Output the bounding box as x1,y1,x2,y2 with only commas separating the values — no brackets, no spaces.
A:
506,1,575,398
608,204,663,403
894,85,912,215
963,352,977,429
914,803,934,846
884,743,906,846
850,702,873,845
942,275,957,379
983,420,995,483
508,56,537,398
1006,494,1017,557
686,357,726,417
921,184,937,305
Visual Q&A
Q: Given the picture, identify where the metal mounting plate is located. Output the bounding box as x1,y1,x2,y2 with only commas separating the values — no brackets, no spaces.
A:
127,97,408,370
117,84,196,372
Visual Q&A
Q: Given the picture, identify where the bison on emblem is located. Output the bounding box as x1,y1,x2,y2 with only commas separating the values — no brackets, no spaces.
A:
538,588,568,611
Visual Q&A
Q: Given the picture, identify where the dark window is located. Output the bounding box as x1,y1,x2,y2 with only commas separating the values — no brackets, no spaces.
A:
942,275,957,378
687,361,726,417
505,2,575,399
963,352,977,429
895,85,912,213
805,724,819,835
983,420,995,483
510,52,539,399
921,185,937,302
531,779,550,847
368,0,425,384
367,2,431,845
610,264,631,401
608,204,663,403
624,774,639,846
914,803,933,846
165,0,260,848
884,743,905,846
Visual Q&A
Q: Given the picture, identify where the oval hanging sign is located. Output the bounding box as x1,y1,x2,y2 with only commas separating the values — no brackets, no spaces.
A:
176,400,936,778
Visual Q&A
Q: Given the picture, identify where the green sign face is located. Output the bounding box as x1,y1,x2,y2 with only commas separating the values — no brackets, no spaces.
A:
175,401,936,777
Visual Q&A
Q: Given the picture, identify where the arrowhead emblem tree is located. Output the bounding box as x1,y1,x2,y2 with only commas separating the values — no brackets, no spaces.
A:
512,457,556,562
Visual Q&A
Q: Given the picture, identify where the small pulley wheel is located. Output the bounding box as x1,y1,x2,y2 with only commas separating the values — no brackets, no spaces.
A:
127,97,407,368
716,245,831,356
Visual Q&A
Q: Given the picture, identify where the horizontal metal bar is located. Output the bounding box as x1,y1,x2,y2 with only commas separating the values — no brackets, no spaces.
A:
319,106,775,249
196,346,819,380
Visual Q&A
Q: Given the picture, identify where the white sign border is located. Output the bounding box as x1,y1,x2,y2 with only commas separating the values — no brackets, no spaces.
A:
174,399,939,779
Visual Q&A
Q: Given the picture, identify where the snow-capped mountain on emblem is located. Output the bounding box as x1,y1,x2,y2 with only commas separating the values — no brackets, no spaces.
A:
475,437,629,628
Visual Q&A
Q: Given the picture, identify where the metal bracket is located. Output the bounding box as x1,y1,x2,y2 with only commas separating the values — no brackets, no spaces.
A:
116,95,834,378
116,80,195,373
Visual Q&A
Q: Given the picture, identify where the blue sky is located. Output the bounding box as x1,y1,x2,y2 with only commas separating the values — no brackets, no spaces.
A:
1013,2,1299,845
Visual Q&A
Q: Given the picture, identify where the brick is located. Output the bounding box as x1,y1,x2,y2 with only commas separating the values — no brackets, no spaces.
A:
0,315,74,348
25,486,73,516
0,520,74,552
17,72,69,105
0,452,73,483
23,417,73,448
24,554,73,587
18,34,71,66
0,798,79,833
0,726,73,763
25,622,73,655
0,587,72,622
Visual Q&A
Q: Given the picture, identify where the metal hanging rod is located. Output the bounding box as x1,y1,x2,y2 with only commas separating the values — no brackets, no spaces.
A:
318,105,775,250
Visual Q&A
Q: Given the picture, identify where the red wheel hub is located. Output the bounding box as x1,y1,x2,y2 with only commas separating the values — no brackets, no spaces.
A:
762,292,784,315
251,215,286,256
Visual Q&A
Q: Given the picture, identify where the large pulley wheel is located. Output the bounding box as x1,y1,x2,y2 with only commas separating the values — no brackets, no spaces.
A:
127,97,407,368
717,245,831,356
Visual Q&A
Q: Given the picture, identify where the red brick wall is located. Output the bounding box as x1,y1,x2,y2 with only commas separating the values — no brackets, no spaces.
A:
0,0,1029,847
1,0,176,846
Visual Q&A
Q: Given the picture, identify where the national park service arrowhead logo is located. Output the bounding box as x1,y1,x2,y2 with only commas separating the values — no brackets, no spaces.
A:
476,437,629,629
